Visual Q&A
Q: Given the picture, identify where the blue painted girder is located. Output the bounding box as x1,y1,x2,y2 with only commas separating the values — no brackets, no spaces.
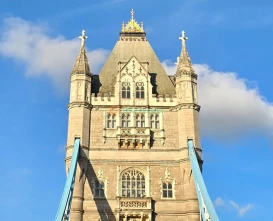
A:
188,139,220,221
55,138,80,221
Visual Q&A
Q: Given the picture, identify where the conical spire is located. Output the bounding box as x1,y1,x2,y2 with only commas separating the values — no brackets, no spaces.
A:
175,31,196,77
71,30,92,76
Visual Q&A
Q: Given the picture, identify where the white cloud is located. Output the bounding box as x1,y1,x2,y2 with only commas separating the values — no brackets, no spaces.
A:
1,17,273,141
214,197,225,207
162,60,273,140
0,17,109,91
214,197,254,217
229,200,254,217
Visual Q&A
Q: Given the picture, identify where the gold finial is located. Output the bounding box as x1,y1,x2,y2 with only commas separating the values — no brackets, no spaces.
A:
122,22,125,30
179,30,188,47
140,22,144,29
121,9,144,33
79,30,88,47
131,9,135,20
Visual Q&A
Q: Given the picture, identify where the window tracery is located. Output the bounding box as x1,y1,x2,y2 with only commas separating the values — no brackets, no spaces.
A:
136,82,144,98
94,180,105,197
160,168,175,199
150,114,160,129
91,167,108,198
121,169,145,198
107,113,116,128
122,82,131,98
162,182,173,198
136,114,145,127
122,113,131,127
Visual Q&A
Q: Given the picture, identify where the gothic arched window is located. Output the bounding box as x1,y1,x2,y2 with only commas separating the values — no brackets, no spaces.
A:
107,113,116,128
162,182,173,198
136,114,145,127
121,169,145,198
136,82,144,98
121,113,131,127
122,82,131,98
150,114,160,129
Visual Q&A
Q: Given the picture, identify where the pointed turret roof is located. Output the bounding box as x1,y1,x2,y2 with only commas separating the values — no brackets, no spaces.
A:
71,30,92,76
98,10,175,95
175,31,197,78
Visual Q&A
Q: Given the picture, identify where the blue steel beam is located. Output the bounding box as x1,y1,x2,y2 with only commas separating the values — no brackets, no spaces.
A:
188,139,220,221
55,138,80,221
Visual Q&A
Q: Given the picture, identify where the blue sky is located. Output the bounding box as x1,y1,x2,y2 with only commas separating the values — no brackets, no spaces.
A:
0,0,273,220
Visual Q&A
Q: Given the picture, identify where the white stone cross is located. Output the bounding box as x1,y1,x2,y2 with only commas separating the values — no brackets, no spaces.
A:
174,57,179,66
179,30,188,45
79,30,88,47
131,9,135,20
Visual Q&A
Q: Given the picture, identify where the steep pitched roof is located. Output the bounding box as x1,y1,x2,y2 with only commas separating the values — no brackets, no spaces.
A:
98,10,175,95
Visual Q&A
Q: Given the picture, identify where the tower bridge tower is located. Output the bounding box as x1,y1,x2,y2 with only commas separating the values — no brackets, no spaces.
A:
66,10,202,221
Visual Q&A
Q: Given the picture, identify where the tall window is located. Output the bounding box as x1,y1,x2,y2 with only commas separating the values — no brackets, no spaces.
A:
121,169,145,198
95,181,105,198
136,114,145,127
122,82,131,98
107,113,116,128
162,182,173,198
136,82,144,98
150,114,160,129
121,113,131,127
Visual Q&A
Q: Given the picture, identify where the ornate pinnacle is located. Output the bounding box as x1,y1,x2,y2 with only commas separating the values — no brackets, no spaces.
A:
79,30,88,47
71,30,91,76
120,9,144,33
176,30,196,77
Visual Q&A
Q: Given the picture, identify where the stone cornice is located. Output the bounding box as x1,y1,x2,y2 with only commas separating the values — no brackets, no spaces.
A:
65,146,202,153
175,70,197,79
68,102,92,110
171,103,201,112
70,71,93,78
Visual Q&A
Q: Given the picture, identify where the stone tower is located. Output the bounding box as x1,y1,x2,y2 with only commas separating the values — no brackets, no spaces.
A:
66,10,202,221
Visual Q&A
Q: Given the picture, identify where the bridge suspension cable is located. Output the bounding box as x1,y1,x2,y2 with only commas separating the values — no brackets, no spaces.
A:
55,138,80,221
188,139,220,221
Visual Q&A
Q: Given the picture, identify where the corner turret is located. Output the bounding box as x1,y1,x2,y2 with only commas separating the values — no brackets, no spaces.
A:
175,31,198,104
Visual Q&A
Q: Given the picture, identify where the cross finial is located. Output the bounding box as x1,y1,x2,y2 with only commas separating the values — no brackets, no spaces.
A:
79,30,88,47
174,57,179,66
179,30,188,46
131,9,135,20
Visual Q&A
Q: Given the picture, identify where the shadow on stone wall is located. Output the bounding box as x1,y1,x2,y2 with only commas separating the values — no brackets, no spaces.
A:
80,152,116,221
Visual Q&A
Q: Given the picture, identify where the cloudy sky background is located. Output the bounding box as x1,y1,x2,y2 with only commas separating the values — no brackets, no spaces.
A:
0,0,272,220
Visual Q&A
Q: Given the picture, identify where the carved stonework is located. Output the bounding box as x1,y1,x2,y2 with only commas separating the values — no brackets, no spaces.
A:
98,167,103,179
120,56,148,79
165,168,170,179
120,201,147,208
106,130,116,137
